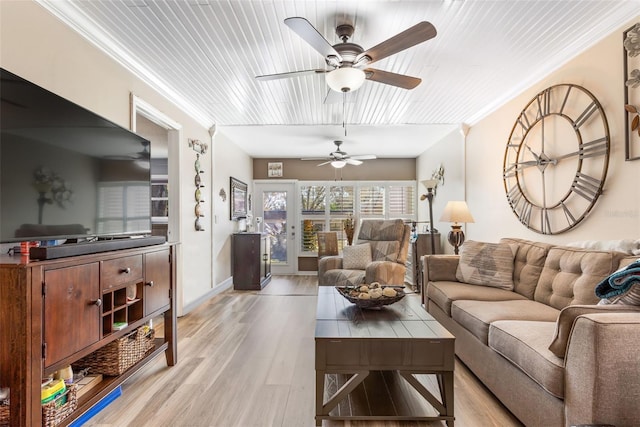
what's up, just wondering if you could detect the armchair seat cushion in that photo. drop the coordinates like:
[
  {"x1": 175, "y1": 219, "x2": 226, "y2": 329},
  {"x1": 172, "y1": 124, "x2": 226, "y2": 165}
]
[{"x1": 322, "y1": 269, "x2": 365, "y2": 287}]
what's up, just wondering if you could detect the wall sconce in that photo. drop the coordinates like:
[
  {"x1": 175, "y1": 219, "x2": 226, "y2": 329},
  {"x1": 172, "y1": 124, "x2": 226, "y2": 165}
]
[
  {"x1": 420, "y1": 179, "x2": 440, "y2": 255},
  {"x1": 439, "y1": 201, "x2": 475, "y2": 255}
]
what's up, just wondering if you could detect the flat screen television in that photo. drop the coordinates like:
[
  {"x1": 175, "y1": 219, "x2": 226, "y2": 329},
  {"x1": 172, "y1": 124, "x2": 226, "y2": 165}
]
[{"x1": 1, "y1": 68, "x2": 153, "y2": 245}]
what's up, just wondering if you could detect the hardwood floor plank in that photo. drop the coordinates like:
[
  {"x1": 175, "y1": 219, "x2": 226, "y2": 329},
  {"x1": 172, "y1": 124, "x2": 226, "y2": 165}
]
[{"x1": 84, "y1": 276, "x2": 523, "y2": 427}]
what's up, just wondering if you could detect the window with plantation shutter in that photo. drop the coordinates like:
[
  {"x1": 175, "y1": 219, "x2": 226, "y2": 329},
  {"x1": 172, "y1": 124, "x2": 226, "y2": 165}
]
[
  {"x1": 329, "y1": 186, "x2": 354, "y2": 215},
  {"x1": 388, "y1": 185, "x2": 415, "y2": 218},
  {"x1": 297, "y1": 181, "x2": 416, "y2": 256},
  {"x1": 359, "y1": 185, "x2": 385, "y2": 216},
  {"x1": 97, "y1": 182, "x2": 150, "y2": 234}
]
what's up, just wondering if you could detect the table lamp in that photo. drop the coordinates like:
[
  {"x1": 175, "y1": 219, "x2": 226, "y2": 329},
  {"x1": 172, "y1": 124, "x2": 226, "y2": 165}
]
[{"x1": 439, "y1": 201, "x2": 474, "y2": 254}]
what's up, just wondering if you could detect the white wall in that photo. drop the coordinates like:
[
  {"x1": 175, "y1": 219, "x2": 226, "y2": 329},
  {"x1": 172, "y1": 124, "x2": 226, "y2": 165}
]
[
  {"x1": 464, "y1": 16, "x2": 640, "y2": 244},
  {"x1": 416, "y1": 128, "x2": 466, "y2": 253},
  {"x1": 212, "y1": 130, "x2": 253, "y2": 287},
  {"x1": 0, "y1": 1, "x2": 252, "y2": 311}
]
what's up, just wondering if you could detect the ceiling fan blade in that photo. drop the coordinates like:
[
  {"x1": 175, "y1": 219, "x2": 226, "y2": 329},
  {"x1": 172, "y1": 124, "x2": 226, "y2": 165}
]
[
  {"x1": 345, "y1": 159, "x2": 363, "y2": 166},
  {"x1": 256, "y1": 69, "x2": 327, "y2": 81},
  {"x1": 350, "y1": 154, "x2": 377, "y2": 160},
  {"x1": 301, "y1": 157, "x2": 330, "y2": 161},
  {"x1": 316, "y1": 161, "x2": 332, "y2": 166},
  {"x1": 356, "y1": 21, "x2": 436, "y2": 66},
  {"x1": 365, "y1": 68, "x2": 421, "y2": 89},
  {"x1": 284, "y1": 17, "x2": 342, "y2": 61}
]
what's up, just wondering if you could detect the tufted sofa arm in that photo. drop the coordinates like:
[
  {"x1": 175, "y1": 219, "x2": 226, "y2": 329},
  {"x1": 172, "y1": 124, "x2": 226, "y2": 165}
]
[
  {"x1": 564, "y1": 312, "x2": 640, "y2": 426},
  {"x1": 421, "y1": 255, "x2": 460, "y2": 283}
]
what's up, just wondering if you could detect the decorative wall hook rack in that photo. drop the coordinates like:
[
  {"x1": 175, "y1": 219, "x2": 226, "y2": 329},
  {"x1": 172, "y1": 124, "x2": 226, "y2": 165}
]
[{"x1": 188, "y1": 139, "x2": 208, "y2": 155}]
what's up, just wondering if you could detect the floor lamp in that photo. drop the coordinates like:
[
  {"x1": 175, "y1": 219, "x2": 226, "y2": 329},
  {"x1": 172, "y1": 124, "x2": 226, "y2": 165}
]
[
  {"x1": 439, "y1": 201, "x2": 474, "y2": 255},
  {"x1": 420, "y1": 179, "x2": 439, "y2": 255}
]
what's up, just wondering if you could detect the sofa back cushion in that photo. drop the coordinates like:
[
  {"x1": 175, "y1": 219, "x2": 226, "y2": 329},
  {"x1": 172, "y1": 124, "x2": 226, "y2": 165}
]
[
  {"x1": 501, "y1": 238, "x2": 554, "y2": 300},
  {"x1": 455, "y1": 241, "x2": 515, "y2": 290},
  {"x1": 534, "y1": 246, "x2": 627, "y2": 309}
]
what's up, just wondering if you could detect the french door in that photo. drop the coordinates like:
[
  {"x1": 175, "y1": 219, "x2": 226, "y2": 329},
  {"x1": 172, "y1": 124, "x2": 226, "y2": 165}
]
[{"x1": 254, "y1": 181, "x2": 297, "y2": 275}]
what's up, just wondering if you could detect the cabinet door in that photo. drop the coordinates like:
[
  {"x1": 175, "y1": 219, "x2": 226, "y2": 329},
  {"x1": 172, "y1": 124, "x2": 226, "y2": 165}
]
[
  {"x1": 43, "y1": 263, "x2": 100, "y2": 367},
  {"x1": 144, "y1": 249, "x2": 171, "y2": 316}
]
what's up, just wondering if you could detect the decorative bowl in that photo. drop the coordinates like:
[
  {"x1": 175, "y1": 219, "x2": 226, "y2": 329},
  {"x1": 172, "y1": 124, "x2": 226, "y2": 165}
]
[{"x1": 335, "y1": 285, "x2": 406, "y2": 309}]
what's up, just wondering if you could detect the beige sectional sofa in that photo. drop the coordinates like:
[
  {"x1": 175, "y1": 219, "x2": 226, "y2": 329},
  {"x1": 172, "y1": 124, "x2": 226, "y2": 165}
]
[{"x1": 422, "y1": 237, "x2": 640, "y2": 427}]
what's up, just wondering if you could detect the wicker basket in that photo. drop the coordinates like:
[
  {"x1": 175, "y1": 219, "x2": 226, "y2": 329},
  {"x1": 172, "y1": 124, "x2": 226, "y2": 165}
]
[
  {"x1": 0, "y1": 401, "x2": 8, "y2": 427},
  {"x1": 336, "y1": 286, "x2": 405, "y2": 309},
  {"x1": 73, "y1": 327, "x2": 155, "y2": 376},
  {"x1": 42, "y1": 384, "x2": 77, "y2": 427}
]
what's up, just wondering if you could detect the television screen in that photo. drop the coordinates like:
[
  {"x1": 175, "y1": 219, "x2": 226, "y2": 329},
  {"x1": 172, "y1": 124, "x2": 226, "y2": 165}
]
[{"x1": 0, "y1": 68, "x2": 152, "y2": 244}]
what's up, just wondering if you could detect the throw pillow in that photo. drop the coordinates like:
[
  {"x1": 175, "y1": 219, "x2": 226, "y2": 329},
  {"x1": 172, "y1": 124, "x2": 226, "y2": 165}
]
[
  {"x1": 342, "y1": 243, "x2": 372, "y2": 270},
  {"x1": 596, "y1": 259, "x2": 640, "y2": 305},
  {"x1": 548, "y1": 304, "x2": 640, "y2": 358},
  {"x1": 455, "y1": 241, "x2": 515, "y2": 290}
]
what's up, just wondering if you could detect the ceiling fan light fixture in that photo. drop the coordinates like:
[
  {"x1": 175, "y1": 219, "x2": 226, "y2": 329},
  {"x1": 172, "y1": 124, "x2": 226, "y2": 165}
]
[
  {"x1": 326, "y1": 67, "x2": 366, "y2": 92},
  {"x1": 331, "y1": 160, "x2": 347, "y2": 168}
]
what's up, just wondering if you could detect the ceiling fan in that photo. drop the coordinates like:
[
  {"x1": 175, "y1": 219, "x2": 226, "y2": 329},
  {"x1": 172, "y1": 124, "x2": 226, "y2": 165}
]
[
  {"x1": 256, "y1": 17, "x2": 437, "y2": 92},
  {"x1": 301, "y1": 140, "x2": 376, "y2": 168}
]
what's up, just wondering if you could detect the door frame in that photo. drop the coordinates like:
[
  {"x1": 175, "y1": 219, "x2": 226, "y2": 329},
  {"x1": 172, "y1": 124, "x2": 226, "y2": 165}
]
[{"x1": 253, "y1": 180, "x2": 297, "y2": 275}]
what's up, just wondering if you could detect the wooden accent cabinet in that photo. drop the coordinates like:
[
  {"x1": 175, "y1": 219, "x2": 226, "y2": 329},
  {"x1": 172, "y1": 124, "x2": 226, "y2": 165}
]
[
  {"x1": 232, "y1": 233, "x2": 271, "y2": 290},
  {"x1": 405, "y1": 233, "x2": 442, "y2": 291},
  {"x1": 0, "y1": 243, "x2": 177, "y2": 427}
]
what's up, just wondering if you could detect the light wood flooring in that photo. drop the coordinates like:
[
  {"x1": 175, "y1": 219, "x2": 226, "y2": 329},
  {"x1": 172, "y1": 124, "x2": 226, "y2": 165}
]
[{"x1": 84, "y1": 275, "x2": 523, "y2": 427}]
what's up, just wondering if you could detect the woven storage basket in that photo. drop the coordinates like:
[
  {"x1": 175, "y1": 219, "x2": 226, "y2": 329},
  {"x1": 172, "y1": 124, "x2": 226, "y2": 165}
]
[
  {"x1": 73, "y1": 328, "x2": 154, "y2": 376},
  {"x1": 0, "y1": 401, "x2": 8, "y2": 427},
  {"x1": 42, "y1": 384, "x2": 77, "y2": 427}
]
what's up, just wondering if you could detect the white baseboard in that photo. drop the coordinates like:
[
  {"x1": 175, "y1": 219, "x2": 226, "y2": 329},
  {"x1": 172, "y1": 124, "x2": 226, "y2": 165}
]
[{"x1": 181, "y1": 277, "x2": 233, "y2": 316}]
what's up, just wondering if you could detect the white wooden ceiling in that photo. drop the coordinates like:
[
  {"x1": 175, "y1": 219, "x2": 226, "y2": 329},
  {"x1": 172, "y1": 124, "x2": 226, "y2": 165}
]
[{"x1": 38, "y1": 0, "x2": 640, "y2": 159}]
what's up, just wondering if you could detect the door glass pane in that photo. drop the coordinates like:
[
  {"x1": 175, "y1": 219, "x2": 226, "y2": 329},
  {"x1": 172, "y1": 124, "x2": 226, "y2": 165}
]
[{"x1": 263, "y1": 191, "x2": 287, "y2": 264}]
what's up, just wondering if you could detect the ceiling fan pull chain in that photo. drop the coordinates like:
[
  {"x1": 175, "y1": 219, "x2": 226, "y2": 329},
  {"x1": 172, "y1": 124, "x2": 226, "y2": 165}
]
[{"x1": 343, "y1": 91, "x2": 347, "y2": 136}]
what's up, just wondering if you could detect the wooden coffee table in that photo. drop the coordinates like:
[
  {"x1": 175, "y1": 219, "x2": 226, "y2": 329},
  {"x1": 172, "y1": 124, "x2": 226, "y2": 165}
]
[{"x1": 315, "y1": 286, "x2": 455, "y2": 426}]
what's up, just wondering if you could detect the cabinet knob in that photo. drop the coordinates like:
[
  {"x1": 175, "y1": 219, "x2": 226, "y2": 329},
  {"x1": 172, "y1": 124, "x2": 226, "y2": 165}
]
[
  {"x1": 146, "y1": 281, "x2": 154, "y2": 287},
  {"x1": 121, "y1": 267, "x2": 131, "y2": 274},
  {"x1": 93, "y1": 298, "x2": 102, "y2": 307}
]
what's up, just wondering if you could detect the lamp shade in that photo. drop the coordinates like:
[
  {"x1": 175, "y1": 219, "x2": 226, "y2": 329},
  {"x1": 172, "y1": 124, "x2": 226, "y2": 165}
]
[
  {"x1": 331, "y1": 160, "x2": 347, "y2": 168},
  {"x1": 326, "y1": 67, "x2": 366, "y2": 92},
  {"x1": 440, "y1": 201, "x2": 475, "y2": 224},
  {"x1": 421, "y1": 179, "x2": 439, "y2": 190}
]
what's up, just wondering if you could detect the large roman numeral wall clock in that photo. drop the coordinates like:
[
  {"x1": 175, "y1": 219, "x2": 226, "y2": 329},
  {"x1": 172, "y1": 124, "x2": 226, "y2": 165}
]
[{"x1": 502, "y1": 83, "x2": 610, "y2": 235}]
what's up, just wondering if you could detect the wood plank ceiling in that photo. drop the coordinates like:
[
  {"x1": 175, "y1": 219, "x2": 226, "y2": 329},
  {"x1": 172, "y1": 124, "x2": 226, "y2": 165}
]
[{"x1": 38, "y1": 0, "x2": 640, "y2": 158}]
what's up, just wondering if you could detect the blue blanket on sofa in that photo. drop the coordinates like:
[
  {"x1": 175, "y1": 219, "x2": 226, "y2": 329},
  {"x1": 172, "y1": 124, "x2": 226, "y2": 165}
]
[{"x1": 595, "y1": 260, "x2": 640, "y2": 299}]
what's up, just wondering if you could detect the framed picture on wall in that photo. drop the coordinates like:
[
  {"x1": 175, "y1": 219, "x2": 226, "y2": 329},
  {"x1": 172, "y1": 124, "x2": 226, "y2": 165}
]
[
  {"x1": 268, "y1": 162, "x2": 283, "y2": 177},
  {"x1": 230, "y1": 177, "x2": 248, "y2": 220}
]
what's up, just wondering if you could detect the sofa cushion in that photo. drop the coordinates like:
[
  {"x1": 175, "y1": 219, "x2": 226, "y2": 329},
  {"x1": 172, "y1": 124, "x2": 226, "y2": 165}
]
[
  {"x1": 534, "y1": 246, "x2": 627, "y2": 310},
  {"x1": 500, "y1": 238, "x2": 554, "y2": 300},
  {"x1": 489, "y1": 320, "x2": 564, "y2": 398},
  {"x1": 451, "y1": 299, "x2": 559, "y2": 344},
  {"x1": 342, "y1": 243, "x2": 372, "y2": 270},
  {"x1": 548, "y1": 305, "x2": 640, "y2": 358},
  {"x1": 322, "y1": 269, "x2": 365, "y2": 287},
  {"x1": 456, "y1": 241, "x2": 516, "y2": 290},
  {"x1": 427, "y1": 281, "x2": 527, "y2": 316}
]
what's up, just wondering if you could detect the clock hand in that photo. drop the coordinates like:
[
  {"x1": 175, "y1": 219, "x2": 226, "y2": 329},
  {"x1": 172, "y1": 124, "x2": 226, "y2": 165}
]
[{"x1": 525, "y1": 144, "x2": 541, "y2": 162}]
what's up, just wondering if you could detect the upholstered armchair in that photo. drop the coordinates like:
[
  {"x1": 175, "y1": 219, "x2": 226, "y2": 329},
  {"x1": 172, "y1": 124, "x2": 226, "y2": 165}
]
[{"x1": 318, "y1": 219, "x2": 411, "y2": 286}]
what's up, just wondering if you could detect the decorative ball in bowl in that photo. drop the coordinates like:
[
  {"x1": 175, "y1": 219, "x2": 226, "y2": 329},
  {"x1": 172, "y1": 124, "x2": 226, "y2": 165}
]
[{"x1": 335, "y1": 282, "x2": 406, "y2": 309}]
